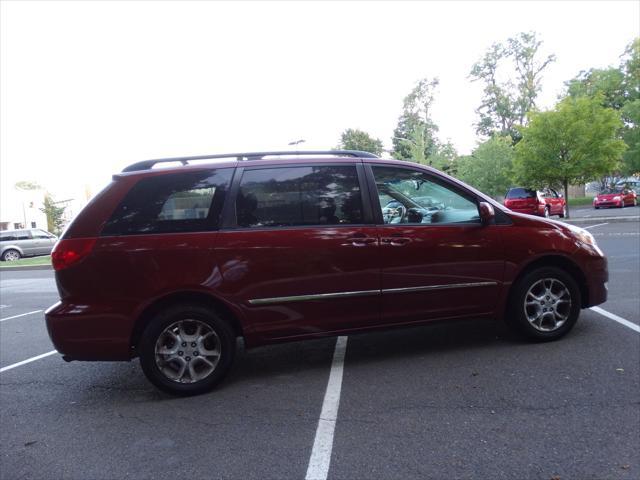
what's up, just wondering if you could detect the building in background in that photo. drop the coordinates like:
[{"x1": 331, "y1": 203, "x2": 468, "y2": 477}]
[{"x1": 0, "y1": 187, "x2": 48, "y2": 231}]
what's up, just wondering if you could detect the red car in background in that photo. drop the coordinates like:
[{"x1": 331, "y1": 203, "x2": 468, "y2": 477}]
[
  {"x1": 593, "y1": 187, "x2": 637, "y2": 208},
  {"x1": 504, "y1": 187, "x2": 567, "y2": 218}
]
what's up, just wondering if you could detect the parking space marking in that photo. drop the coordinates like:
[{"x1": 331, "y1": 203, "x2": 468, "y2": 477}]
[
  {"x1": 584, "y1": 223, "x2": 609, "y2": 229},
  {"x1": 591, "y1": 306, "x2": 640, "y2": 333},
  {"x1": 305, "y1": 336, "x2": 348, "y2": 480},
  {"x1": 0, "y1": 350, "x2": 57, "y2": 373},
  {"x1": 0, "y1": 310, "x2": 43, "y2": 323}
]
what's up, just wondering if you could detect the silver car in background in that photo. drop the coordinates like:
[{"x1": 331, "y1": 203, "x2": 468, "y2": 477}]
[{"x1": 0, "y1": 228, "x2": 57, "y2": 261}]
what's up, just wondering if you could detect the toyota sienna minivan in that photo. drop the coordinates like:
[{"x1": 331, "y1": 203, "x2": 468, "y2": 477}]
[{"x1": 45, "y1": 150, "x2": 608, "y2": 395}]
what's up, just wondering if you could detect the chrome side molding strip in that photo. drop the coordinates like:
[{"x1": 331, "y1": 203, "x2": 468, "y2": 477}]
[
  {"x1": 248, "y1": 281, "x2": 497, "y2": 306},
  {"x1": 248, "y1": 289, "x2": 380, "y2": 306},
  {"x1": 381, "y1": 281, "x2": 497, "y2": 295}
]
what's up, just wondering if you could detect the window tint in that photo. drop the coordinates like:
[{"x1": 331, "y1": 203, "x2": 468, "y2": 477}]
[
  {"x1": 506, "y1": 188, "x2": 536, "y2": 199},
  {"x1": 0, "y1": 234, "x2": 17, "y2": 242},
  {"x1": 372, "y1": 166, "x2": 479, "y2": 225},
  {"x1": 236, "y1": 166, "x2": 363, "y2": 228},
  {"x1": 102, "y1": 169, "x2": 232, "y2": 236},
  {"x1": 15, "y1": 231, "x2": 32, "y2": 240}
]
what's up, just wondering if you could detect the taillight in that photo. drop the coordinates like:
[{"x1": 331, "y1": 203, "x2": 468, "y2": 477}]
[{"x1": 51, "y1": 238, "x2": 97, "y2": 271}]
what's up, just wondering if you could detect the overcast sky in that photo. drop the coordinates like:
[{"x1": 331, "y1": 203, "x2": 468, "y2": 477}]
[{"x1": 1, "y1": 0, "x2": 639, "y2": 201}]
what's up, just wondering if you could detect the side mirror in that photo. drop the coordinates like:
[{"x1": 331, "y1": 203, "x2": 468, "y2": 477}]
[{"x1": 479, "y1": 202, "x2": 495, "y2": 226}]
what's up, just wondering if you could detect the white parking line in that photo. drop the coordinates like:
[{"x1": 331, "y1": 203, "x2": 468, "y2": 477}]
[
  {"x1": 305, "y1": 336, "x2": 348, "y2": 480},
  {"x1": 584, "y1": 223, "x2": 609, "y2": 230},
  {"x1": 0, "y1": 350, "x2": 57, "y2": 373},
  {"x1": 0, "y1": 309, "x2": 43, "y2": 322},
  {"x1": 590, "y1": 306, "x2": 640, "y2": 333}
]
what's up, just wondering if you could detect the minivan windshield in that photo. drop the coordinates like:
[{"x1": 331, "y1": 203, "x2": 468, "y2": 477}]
[{"x1": 506, "y1": 188, "x2": 536, "y2": 199}]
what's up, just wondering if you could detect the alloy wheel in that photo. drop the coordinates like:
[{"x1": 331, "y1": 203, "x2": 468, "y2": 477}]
[
  {"x1": 524, "y1": 278, "x2": 571, "y2": 332},
  {"x1": 3, "y1": 250, "x2": 20, "y2": 261},
  {"x1": 154, "y1": 319, "x2": 221, "y2": 383}
]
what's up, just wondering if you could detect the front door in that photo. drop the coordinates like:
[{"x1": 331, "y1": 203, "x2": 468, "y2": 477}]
[
  {"x1": 368, "y1": 164, "x2": 505, "y2": 325},
  {"x1": 215, "y1": 163, "x2": 380, "y2": 343}
]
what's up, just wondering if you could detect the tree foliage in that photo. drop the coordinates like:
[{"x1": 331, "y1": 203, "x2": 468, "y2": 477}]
[
  {"x1": 566, "y1": 38, "x2": 639, "y2": 175},
  {"x1": 514, "y1": 95, "x2": 627, "y2": 216},
  {"x1": 337, "y1": 128, "x2": 384, "y2": 155},
  {"x1": 14, "y1": 181, "x2": 42, "y2": 191},
  {"x1": 470, "y1": 31, "x2": 556, "y2": 142},
  {"x1": 392, "y1": 77, "x2": 440, "y2": 160},
  {"x1": 40, "y1": 194, "x2": 67, "y2": 235},
  {"x1": 456, "y1": 136, "x2": 514, "y2": 199}
]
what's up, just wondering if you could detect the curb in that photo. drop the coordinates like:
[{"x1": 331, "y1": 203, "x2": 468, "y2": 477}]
[
  {"x1": 0, "y1": 264, "x2": 53, "y2": 272},
  {"x1": 564, "y1": 216, "x2": 639, "y2": 224}
]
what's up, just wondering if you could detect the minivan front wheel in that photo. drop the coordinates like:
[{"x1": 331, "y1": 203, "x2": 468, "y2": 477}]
[
  {"x1": 507, "y1": 267, "x2": 581, "y2": 341},
  {"x1": 139, "y1": 305, "x2": 235, "y2": 395}
]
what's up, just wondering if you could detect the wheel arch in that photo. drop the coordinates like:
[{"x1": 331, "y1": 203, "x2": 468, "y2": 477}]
[
  {"x1": 130, "y1": 290, "x2": 245, "y2": 354},
  {"x1": 1, "y1": 246, "x2": 24, "y2": 259},
  {"x1": 505, "y1": 254, "x2": 590, "y2": 314}
]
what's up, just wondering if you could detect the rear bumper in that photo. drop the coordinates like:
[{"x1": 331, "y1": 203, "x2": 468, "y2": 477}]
[
  {"x1": 507, "y1": 206, "x2": 544, "y2": 216},
  {"x1": 45, "y1": 301, "x2": 134, "y2": 361}
]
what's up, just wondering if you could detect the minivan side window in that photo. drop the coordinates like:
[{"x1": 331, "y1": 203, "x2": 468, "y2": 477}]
[
  {"x1": 372, "y1": 166, "x2": 480, "y2": 225},
  {"x1": 236, "y1": 165, "x2": 364, "y2": 228},
  {"x1": 102, "y1": 169, "x2": 233, "y2": 236}
]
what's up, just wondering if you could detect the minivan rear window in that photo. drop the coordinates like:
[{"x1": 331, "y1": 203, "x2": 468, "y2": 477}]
[
  {"x1": 236, "y1": 166, "x2": 363, "y2": 228},
  {"x1": 102, "y1": 169, "x2": 232, "y2": 236},
  {"x1": 506, "y1": 188, "x2": 536, "y2": 199}
]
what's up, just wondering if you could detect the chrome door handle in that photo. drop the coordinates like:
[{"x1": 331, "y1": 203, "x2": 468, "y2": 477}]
[
  {"x1": 346, "y1": 237, "x2": 377, "y2": 246},
  {"x1": 381, "y1": 237, "x2": 411, "y2": 246}
]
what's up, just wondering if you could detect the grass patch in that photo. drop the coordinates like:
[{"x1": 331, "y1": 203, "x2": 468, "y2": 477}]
[
  {"x1": 567, "y1": 197, "x2": 595, "y2": 207},
  {"x1": 0, "y1": 255, "x2": 51, "y2": 268}
]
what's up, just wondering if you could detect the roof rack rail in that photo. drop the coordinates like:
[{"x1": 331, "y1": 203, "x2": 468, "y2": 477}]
[{"x1": 121, "y1": 150, "x2": 380, "y2": 173}]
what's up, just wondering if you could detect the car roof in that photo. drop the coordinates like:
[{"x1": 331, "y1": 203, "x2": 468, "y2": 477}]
[{"x1": 116, "y1": 154, "x2": 417, "y2": 179}]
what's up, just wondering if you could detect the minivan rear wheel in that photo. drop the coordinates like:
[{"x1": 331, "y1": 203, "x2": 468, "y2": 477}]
[
  {"x1": 139, "y1": 304, "x2": 235, "y2": 396},
  {"x1": 507, "y1": 267, "x2": 581, "y2": 341}
]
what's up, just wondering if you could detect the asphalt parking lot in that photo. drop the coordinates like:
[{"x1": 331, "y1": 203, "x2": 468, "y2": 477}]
[{"x1": 1, "y1": 220, "x2": 638, "y2": 480}]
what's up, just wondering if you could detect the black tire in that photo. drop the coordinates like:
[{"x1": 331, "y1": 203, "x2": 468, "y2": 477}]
[
  {"x1": 506, "y1": 267, "x2": 581, "y2": 342},
  {"x1": 139, "y1": 304, "x2": 236, "y2": 396},
  {"x1": 1, "y1": 249, "x2": 21, "y2": 261},
  {"x1": 559, "y1": 206, "x2": 566, "y2": 218}
]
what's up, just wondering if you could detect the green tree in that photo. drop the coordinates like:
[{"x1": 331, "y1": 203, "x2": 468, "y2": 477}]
[
  {"x1": 40, "y1": 194, "x2": 67, "y2": 235},
  {"x1": 337, "y1": 128, "x2": 384, "y2": 155},
  {"x1": 566, "y1": 38, "x2": 639, "y2": 175},
  {"x1": 470, "y1": 31, "x2": 556, "y2": 142},
  {"x1": 14, "y1": 181, "x2": 42, "y2": 191},
  {"x1": 514, "y1": 95, "x2": 627, "y2": 217},
  {"x1": 392, "y1": 77, "x2": 440, "y2": 160},
  {"x1": 457, "y1": 136, "x2": 514, "y2": 198}
]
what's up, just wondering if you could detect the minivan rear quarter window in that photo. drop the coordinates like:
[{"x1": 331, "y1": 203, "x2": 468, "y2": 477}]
[
  {"x1": 102, "y1": 169, "x2": 232, "y2": 236},
  {"x1": 236, "y1": 165, "x2": 363, "y2": 228}
]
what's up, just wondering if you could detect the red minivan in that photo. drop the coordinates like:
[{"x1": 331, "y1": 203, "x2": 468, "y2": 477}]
[{"x1": 46, "y1": 151, "x2": 608, "y2": 395}]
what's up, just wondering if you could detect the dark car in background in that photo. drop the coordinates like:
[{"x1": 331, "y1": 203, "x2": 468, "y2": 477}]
[
  {"x1": 593, "y1": 187, "x2": 637, "y2": 208},
  {"x1": 0, "y1": 228, "x2": 57, "y2": 261},
  {"x1": 503, "y1": 187, "x2": 567, "y2": 218},
  {"x1": 45, "y1": 151, "x2": 607, "y2": 395}
]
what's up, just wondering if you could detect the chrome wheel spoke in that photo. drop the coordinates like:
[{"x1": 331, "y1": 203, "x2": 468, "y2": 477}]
[
  {"x1": 524, "y1": 278, "x2": 572, "y2": 332},
  {"x1": 155, "y1": 319, "x2": 221, "y2": 384}
]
